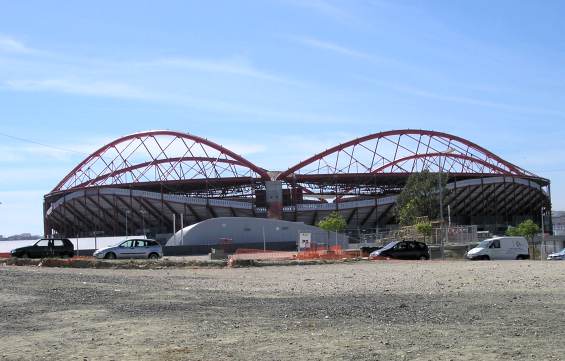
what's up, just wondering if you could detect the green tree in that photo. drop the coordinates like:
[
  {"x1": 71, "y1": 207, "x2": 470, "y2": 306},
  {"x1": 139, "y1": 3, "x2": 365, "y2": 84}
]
[
  {"x1": 506, "y1": 219, "x2": 539, "y2": 243},
  {"x1": 396, "y1": 170, "x2": 448, "y2": 226},
  {"x1": 505, "y1": 226, "x2": 520, "y2": 236},
  {"x1": 317, "y1": 211, "x2": 347, "y2": 232},
  {"x1": 398, "y1": 199, "x2": 418, "y2": 226},
  {"x1": 416, "y1": 221, "x2": 433, "y2": 241}
]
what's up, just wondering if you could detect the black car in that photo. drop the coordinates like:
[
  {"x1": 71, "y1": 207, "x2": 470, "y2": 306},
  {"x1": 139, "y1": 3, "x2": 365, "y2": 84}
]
[
  {"x1": 369, "y1": 240, "x2": 430, "y2": 260},
  {"x1": 11, "y1": 238, "x2": 75, "y2": 258}
]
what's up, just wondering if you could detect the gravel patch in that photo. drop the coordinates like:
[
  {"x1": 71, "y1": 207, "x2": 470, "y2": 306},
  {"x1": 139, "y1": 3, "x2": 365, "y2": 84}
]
[{"x1": 0, "y1": 261, "x2": 564, "y2": 360}]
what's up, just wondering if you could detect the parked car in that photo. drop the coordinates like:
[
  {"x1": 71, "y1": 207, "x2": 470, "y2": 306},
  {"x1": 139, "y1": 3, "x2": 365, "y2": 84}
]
[
  {"x1": 361, "y1": 246, "x2": 382, "y2": 256},
  {"x1": 11, "y1": 238, "x2": 74, "y2": 258},
  {"x1": 465, "y1": 236, "x2": 529, "y2": 260},
  {"x1": 547, "y1": 248, "x2": 565, "y2": 260},
  {"x1": 369, "y1": 241, "x2": 430, "y2": 260},
  {"x1": 93, "y1": 239, "x2": 163, "y2": 259}
]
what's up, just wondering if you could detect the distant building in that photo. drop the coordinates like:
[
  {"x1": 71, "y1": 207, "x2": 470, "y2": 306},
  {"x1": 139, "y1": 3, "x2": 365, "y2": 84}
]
[
  {"x1": 552, "y1": 211, "x2": 565, "y2": 236},
  {"x1": 0, "y1": 233, "x2": 41, "y2": 241}
]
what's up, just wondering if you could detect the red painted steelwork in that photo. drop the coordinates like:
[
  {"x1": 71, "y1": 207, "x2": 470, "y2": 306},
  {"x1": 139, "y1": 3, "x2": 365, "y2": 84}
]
[
  {"x1": 277, "y1": 129, "x2": 534, "y2": 180},
  {"x1": 370, "y1": 153, "x2": 511, "y2": 175},
  {"x1": 53, "y1": 130, "x2": 270, "y2": 192},
  {"x1": 72, "y1": 157, "x2": 245, "y2": 189}
]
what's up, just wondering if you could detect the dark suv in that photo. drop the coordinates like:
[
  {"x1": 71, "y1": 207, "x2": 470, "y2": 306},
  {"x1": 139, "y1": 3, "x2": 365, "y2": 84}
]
[
  {"x1": 10, "y1": 238, "x2": 75, "y2": 258},
  {"x1": 369, "y1": 240, "x2": 430, "y2": 260}
]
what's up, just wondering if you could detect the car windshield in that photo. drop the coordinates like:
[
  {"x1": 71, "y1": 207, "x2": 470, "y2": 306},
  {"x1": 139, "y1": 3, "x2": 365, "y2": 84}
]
[
  {"x1": 558, "y1": 248, "x2": 565, "y2": 255},
  {"x1": 380, "y1": 241, "x2": 398, "y2": 251},
  {"x1": 477, "y1": 240, "x2": 492, "y2": 248}
]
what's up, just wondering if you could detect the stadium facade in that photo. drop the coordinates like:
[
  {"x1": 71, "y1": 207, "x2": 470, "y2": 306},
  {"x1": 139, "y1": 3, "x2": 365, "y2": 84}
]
[{"x1": 43, "y1": 129, "x2": 552, "y2": 241}]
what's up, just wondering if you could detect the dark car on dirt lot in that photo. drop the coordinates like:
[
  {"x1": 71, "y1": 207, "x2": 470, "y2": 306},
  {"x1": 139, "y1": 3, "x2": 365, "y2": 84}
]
[
  {"x1": 10, "y1": 238, "x2": 74, "y2": 258},
  {"x1": 369, "y1": 240, "x2": 430, "y2": 260}
]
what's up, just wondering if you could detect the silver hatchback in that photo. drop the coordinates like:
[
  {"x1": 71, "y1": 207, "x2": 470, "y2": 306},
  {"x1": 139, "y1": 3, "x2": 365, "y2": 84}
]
[{"x1": 93, "y1": 239, "x2": 163, "y2": 260}]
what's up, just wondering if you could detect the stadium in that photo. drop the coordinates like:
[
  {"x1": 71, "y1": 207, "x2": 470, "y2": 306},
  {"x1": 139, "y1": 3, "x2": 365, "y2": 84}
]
[{"x1": 43, "y1": 129, "x2": 552, "y2": 245}]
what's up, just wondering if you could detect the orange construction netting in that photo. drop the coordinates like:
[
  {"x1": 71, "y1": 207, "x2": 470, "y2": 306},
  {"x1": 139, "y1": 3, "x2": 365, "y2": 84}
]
[{"x1": 296, "y1": 245, "x2": 361, "y2": 260}]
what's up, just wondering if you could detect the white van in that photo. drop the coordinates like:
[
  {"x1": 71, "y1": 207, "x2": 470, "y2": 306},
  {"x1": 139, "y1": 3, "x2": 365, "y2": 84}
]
[{"x1": 466, "y1": 236, "x2": 529, "y2": 260}]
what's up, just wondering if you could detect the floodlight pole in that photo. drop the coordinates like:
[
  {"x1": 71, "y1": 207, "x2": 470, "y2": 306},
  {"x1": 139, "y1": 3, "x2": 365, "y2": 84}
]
[
  {"x1": 180, "y1": 213, "x2": 184, "y2": 245},
  {"x1": 439, "y1": 148, "x2": 455, "y2": 260},
  {"x1": 124, "y1": 210, "x2": 130, "y2": 238},
  {"x1": 439, "y1": 172, "x2": 445, "y2": 259},
  {"x1": 93, "y1": 231, "x2": 103, "y2": 251},
  {"x1": 172, "y1": 214, "x2": 176, "y2": 245},
  {"x1": 541, "y1": 207, "x2": 545, "y2": 261},
  {"x1": 140, "y1": 209, "x2": 146, "y2": 236}
]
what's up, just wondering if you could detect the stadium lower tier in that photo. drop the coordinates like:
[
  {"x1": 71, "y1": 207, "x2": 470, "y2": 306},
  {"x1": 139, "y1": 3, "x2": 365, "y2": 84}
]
[{"x1": 44, "y1": 176, "x2": 550, "y2": 240}]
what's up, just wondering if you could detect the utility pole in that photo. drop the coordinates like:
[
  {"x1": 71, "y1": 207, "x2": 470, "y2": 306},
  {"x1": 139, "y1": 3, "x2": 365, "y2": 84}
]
[
  {"x1": 541, "y1": 207, "x2": 545, "y2": 261},
  {"x1": 172, "y1": 214, "x2": 176, "y2": 245},
  {"x1": 124, "y1": 210, "x2": 130, "y2": 238},
  {"x1": 180, "y1": 213, "x2": 184, "y2": 244},
  {"x1": 140, "y1": 209, "x2": 146, "y2": 236},
  {"x1": 439, "y1": 148, "x2": 455, "y2": 260},
  {"x1": 439, "y1": 171, "x2": 445, "y2": 259}
]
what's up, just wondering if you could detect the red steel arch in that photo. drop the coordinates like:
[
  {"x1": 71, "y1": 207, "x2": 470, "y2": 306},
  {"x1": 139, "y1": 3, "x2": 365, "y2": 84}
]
[
  {"x1": 53, "y1": 130, "x2": 270, "y2": 192},
  {"x1": 277, "y1": 129, "x2": 536, "y2": 180},
  {"x1": 370, "y1": 153, "x2": 510, "y2": 174}
]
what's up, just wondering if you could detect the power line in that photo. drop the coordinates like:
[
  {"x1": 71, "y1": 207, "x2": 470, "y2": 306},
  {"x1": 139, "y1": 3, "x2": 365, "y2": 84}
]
[{"x1": 0, "y1": 131, "x2": 91, "y2": 156}]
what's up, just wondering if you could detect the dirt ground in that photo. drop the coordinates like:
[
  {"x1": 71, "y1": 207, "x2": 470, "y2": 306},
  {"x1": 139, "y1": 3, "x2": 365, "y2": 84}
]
[{"x1": 1, "y1": 260, "x2": 564, "y2": 361}]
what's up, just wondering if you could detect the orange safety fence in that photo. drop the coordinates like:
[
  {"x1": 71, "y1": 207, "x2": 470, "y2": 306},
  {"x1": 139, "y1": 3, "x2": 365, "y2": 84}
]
[
  {"x1": 230, "y1": 248, "x2": 297, "y2": 261},
  {"x1": 228, "y1": 246, "x2": 363, "y2": 264},
  {"x1": 296, "y1": 245, "x2": 361, "y2": 260}
]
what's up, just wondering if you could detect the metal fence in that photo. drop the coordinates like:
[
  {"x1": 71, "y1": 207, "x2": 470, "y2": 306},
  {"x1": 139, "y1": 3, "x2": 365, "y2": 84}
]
[
  {"x1": 429, "y1": 225, "x2": 478, "y2": 245},
  {"x1": 350, "y1": 225, "x2": 478, "y2": 247}
]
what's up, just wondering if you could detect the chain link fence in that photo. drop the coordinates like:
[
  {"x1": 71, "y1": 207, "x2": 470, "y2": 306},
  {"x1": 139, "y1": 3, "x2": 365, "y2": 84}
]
[{"x1": 348, "y1": 225, "x2": 478, "y2": 247}]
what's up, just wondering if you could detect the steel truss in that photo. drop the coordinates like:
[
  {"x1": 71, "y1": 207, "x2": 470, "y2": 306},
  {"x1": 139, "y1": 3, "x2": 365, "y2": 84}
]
[
  {"x1": 277, "y1": 129, "x2": 543, "y2": 196},
  {"x1": 52, "y1": 130, "x2": 270, "y2": 194}
]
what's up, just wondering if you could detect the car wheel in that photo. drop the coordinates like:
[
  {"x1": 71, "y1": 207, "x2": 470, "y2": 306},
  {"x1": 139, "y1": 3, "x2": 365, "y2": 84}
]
[
  {"x1": 419, "y1": 255, "x2": 427, "y2": 261},
  {"x1": 21, "y1": 253, "x2": 29, "y2": 259},
  {"x1": 148, "y1": 253, "x2": 159, "y2": 260},
  {"x1": 481, "y1": 255, "x2": 490, "y2": 260},
  {"x1": 105, "y1": 252, "x2": 117, "y2": 260},
  {"x1": 516, "y1": 255, "x2": 525, "y2": 260},
  {"x1": 61, "y1": 255, "x2": 69, "y2": 259}
]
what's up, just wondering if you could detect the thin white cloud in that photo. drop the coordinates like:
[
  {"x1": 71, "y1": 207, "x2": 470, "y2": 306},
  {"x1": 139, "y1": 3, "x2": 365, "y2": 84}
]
[
  {"x1": 287, "y1": 35, "x2": 394, "y2": 65},
  {"x1": 0, "y1": 35, "x2": 351, "y2": 124},
  {"x1": 249, "y1": 131, "x2": 357, "y2": 170},
  {"x1": 392, "y1": 84, "x2": 565, "y2": 118},
  {"x1": 0, "y1": 135, "x2": 114, "y2": 163},
  {"x1": 0, "y1": 35, "x2": 36, "y2": 54},
  {"x1": 153, "y1": 57, "x2": 297, "y2": 85},
  {"x1": 292, "y1": 36, "x2": 371, "y2": 59},
  {"x1": 216, "y1": 141, "x2": 267, "y2": 156},
  {"x1": 285, "y1": 0, "x2": 355, "y2": 24},
  {"x1": 5, "y1": 79, "x2": 154, "y2": 100},
  {"x1": 3, "y1": 77, "x2": 350, "y2": 124}
]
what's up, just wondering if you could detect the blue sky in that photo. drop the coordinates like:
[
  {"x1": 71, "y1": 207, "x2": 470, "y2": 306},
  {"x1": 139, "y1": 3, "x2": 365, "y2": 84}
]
[{"x1": 0, "y1": 0, "x2": 564, "y2": 236}]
